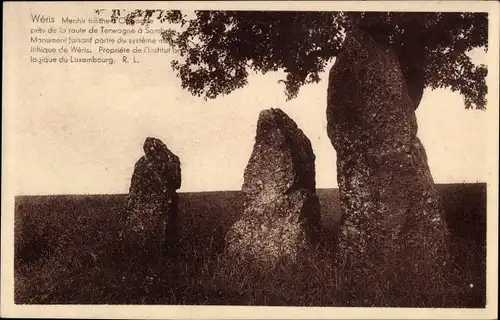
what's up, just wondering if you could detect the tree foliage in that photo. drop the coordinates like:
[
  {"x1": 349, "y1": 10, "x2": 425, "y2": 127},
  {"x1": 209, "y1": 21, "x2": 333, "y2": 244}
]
[{"x1": 97, "y1": 10, "x2": 488, "y2": 109}]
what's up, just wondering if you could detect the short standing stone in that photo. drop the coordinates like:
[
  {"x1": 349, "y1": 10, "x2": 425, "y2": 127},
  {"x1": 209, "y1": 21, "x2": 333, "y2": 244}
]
[
  {"x1": 122, "y1": 137, "x2": 181, "y2": 252},
  {"x1": 326, "y1": 28, "x2": 449, "y2": 290},
  {"x1": 225, "y1": 108, "x2": 320, "y2": 268}
]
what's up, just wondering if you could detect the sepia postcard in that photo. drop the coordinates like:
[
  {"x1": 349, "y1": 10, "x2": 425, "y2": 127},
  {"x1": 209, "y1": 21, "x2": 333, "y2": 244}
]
[{"x1": 2, "y1": 1, "x2": 499, "y2": 319}]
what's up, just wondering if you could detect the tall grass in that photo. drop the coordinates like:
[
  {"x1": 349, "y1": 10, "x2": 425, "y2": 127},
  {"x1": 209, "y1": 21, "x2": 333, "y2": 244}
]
[{"x1": 14, "y1": 185, "x2": 486, "y2": 306}]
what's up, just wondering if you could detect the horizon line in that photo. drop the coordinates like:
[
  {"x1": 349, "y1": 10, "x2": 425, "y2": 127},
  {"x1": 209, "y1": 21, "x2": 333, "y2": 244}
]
[{"x1": 12, "y1": 182, "x2": 487, "y2": 197}]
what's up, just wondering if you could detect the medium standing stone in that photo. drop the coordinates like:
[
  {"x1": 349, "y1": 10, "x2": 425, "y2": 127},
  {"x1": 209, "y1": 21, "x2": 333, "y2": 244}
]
[
  {"x1": 122, "y1": 137, "x2": 181, "y2": 252},
  {"x1": 326, "y1": 28, "x2": 449, "y2": 290},
  {"x1": 225, "y1": 108, "x2": 320, "y2": 268}
]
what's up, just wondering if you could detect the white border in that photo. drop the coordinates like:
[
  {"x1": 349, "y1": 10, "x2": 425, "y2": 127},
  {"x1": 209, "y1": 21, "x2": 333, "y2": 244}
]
[{"x1": 2, "y1": 1, "x2": 499, "y2": 319}]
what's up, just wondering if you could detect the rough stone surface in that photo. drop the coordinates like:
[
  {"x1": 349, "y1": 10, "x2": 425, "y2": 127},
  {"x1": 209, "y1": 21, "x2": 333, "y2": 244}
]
[
  {"x1": 326, "y1": 29, "x2": 450, "y2": 288},
  {"x1": 122, "y1": 137, "x2": 181, "y2": 251},
  {"x1": 225, "y1": 108, "x2": 321, "y2": 268}
]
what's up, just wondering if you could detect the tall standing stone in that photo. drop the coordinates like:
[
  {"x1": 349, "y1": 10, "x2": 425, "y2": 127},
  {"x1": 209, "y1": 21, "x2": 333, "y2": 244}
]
[
  {"x1": 326, "y1": 29, "x2": 449, "y2": 290},
  {"x1": 225, "y1": 108, "x2": 320, "y2": 268},
  {"x1": 122, "y1": 137, "x2": 181, "y2": 252}
]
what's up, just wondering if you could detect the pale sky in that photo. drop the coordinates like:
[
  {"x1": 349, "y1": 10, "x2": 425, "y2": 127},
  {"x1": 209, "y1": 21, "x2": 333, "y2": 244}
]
[{"x1": 5, "y1": 5, "x2": 495, "y2": 195}]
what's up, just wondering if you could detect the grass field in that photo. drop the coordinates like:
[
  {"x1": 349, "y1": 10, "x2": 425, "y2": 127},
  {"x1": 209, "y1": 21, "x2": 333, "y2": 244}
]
[{"x1": 14, "y1": 184, "x2": 486, "y2": 307}]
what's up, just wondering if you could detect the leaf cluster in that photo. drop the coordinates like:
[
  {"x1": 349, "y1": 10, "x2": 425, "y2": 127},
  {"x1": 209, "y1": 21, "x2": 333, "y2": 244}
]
[{"x1": 97, "y1": 9, "x2": 488, "y2": 109}]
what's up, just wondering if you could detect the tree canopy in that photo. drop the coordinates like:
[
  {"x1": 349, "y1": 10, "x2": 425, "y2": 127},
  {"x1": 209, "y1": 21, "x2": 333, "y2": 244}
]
[{"x1": 98, "y1": 10, "x2": 488, "y2": 109}]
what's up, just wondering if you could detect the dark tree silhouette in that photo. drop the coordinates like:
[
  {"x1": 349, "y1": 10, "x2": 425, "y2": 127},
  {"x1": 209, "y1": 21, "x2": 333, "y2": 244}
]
[{"x1": 98, "y1": 10, "x2": 487, "y2": 109}]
